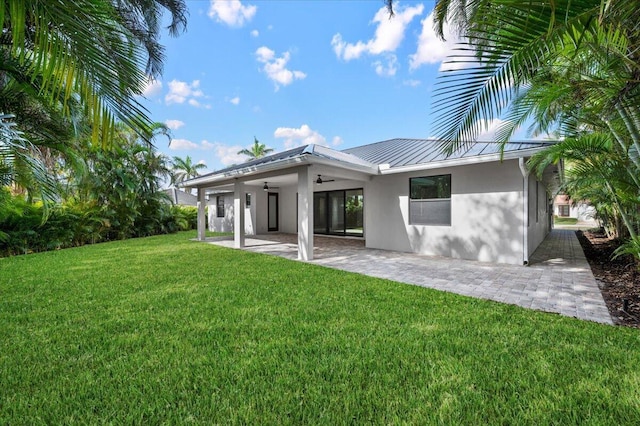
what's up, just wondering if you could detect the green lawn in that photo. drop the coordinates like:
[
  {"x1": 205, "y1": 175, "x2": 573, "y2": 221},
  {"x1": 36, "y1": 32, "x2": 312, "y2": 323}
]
[
  {"x1": 1, "y1": 232, "x2": 639, "y2": 424},
  {"x1": 554, "y1": 216, "x2": 579, "y2": 225}
]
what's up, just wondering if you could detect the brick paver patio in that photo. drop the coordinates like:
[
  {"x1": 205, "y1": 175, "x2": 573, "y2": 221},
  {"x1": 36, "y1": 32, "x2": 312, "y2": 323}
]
[{"x1": 205, "y1": 230, "x2": 612, "y2": 324}]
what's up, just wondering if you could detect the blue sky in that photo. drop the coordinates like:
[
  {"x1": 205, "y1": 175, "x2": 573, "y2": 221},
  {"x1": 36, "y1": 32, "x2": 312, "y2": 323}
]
[{"x1": 141, "y1": 0, "x2": 487, "y2": 172}]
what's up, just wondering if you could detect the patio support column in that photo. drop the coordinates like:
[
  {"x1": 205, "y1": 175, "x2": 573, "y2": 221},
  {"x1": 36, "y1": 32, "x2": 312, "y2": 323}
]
[
  {"x1": 197, "y1": 187, "x2": 206, "y2": 241},
  {"x1": 297, "y1": 166, "x2": 314, "y2": 260},
  {"x1": 234, "y1": 180, "x2": 245, "y2": 248}
]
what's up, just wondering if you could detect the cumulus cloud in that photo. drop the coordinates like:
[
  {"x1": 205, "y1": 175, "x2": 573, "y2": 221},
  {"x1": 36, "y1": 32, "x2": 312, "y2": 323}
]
[
  {"x1": 164, "y1": 119, "x2": 185, "y2": 130},
  {"x1": 256, "y1": 46, "x2": 306, "y2": 90},
  {"x1": 332, "y1": 4, "x2": 423, "y2": 61},
  {"x1": 169, "y1": 138, "x2": 199, "y2": 150},
  {"x1": 229, "y1": 96, "x2": 240, "y2": 105},
  {"x1": 250, "y1": 29, "x2": 259, "y2": 37},
  {"x1": 273, "y1": 124, "x2": 340, "y2": 149},
  {"x1": 214, "y1": 143, "x2": 247, "y2": 166},
  {"x1": 373, "y1": 54, "x2": 398, "y2": 77},
  {"x1": 165, "y1": 79, "x2": 206, "y2": 106},
  {"x1": 474, "y1": 118, "x2": 522, "y2": 141},
  {"x1": 169, "y1": 138, "x2": 220, "y2": 151},
  {"x1": 208, "y1": 0, "x2": 256, "y2": 27},
  {"x1": 409, "y1": 10, "x2": 465, "y2": 71},
  {"x1": 142, "y1": 78, "x2": 163, "y2": 97}
]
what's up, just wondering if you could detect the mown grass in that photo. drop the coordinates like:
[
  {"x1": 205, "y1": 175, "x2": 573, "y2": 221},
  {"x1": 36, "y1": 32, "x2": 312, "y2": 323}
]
[
  {"x1": 554, "y1": 216, "x2": 579, "y2": 225},
  {"x1": 1, "y1": 232, "x2": 639, "y2": 424}
]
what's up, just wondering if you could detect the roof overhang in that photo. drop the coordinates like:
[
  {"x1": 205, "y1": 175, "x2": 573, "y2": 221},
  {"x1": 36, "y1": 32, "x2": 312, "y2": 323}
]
[
  {"x1": 182, "y1": 152, "x2": 379, "y2": 189},
  {"x1": 378, "y1": 148, "x2": 549, "y2": 175}
]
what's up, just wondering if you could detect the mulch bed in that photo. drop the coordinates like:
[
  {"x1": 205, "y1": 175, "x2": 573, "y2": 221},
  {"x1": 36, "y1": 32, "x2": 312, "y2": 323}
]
[{"x1": 576, "y1": 230, "x2": 640, "y2": 328}]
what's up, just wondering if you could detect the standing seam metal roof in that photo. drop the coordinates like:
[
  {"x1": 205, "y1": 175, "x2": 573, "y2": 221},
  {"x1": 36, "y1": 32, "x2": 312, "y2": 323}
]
[{"x1": 342, "y1": 138, "x2": 554, "y2": 167}]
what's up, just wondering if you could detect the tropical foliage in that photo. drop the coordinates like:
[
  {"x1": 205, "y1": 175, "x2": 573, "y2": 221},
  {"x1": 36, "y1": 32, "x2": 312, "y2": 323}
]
[
  {"x1": 237, "y1": 137, "x2": 274, "y2": 160},
  {"x1": 430, "y1": 0, "x2": 640, "y2": 259},
  {"x1": 0, "y1": 0, "x2": 192, "y2": 256}
]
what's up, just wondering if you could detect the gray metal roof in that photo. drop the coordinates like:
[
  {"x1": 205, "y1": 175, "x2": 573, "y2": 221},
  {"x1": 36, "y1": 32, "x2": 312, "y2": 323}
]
[
  {"x1": 183, "y1": 138, "x2": 555, "y2": 186},
  {"x1": 183, "y1": 144, "x2": 376, "y2": 185},
  {"x1": 342, "y1": 138, "x2": 554, "y2": 168}
]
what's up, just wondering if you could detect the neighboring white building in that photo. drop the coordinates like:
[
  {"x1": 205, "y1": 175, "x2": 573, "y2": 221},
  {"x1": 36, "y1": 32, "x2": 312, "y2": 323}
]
[
  {"x1": 184, "y1": 139, "x2": 558, "y2": 265},
  {"x1": 164, "y1": 188, "x2": 198, "y2": 206},
  {"x1": 554, "y1": 195, "x2": 596, "y2": 221}
]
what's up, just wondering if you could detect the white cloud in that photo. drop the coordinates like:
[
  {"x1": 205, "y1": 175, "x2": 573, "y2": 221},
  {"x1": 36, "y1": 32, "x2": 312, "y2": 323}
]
[
  {"x1": 274, "y1": 124, "x2": 330, "y2": 149},
  {"x1": 165, "y1": 79, "x2": 206, "y2": 106},
  {"x1": 164, "y1": 119, "x2": 185, "y2": 130},
  {"x1": 475, "y1": 118, "x2": 519, "y2": 141},
  {"x1": 169, "y1": 138, "x2": 199, "y2": 150},
  {"x1": 208, "y1": 0, "x2": 256, "y2": 27},
  {"x1": 255, "y1": 46, "x2": 306, "y2": 90},
  {"x1": 229, "y1": 96, "x2": 240, "y2": 105},
  {"x1": 332, "y1": 4, "x2": 423, "y2": 61},
  {"x1": 250, "y1": 29, "x2": 259, "y2": 37},
  {"x1": 331, "y1": 136, "x2": 343, "y2": 147},
  {"x1": 373, "y1": 54, "x2": 398, "y2": 77},
  {"x1": 142, "y1": 79, "x2": 163, "y2": 97},
  {"x1": 409, "y1": 10, "x2": 465, "y2": 71},
  {"x1": 197, "y1": 159, "x2": 207, "y2": 166},
  {"x1": 169, "y1": 138, "x2": 219, "y2": 151},
  {"x1": 403, "y1": 79, "x2": 421, "y2": 87},
  {"x1": 214, "y1": 143, "x2": 247, "y2": 166}
]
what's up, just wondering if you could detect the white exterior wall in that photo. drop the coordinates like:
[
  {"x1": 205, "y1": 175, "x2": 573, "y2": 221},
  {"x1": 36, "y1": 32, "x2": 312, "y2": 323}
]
[
  {"x1": 554, "y1": 202, "x2": 596, "y2": 221},
  {"x1": 208, "y1": 192, "x2": 256, "y2": 235},
  {"x1": 365, "y1": 160, "x2": 526, "y2": 265},
  {"x1": 527, "y1": 175, "x2": 551, "y2": 255}
]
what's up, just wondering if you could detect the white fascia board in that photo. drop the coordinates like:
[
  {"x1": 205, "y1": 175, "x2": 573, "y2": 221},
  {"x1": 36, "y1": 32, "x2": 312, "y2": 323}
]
[
  {"x1": 379, "y1": 148, "x2": 546, "y2": 175},
  {"x1": 183, "y1": 156, "x2": 311, "y2": 187},
  {"x1": 184, "y1": 154, "x2": 378, "y2": 188}
]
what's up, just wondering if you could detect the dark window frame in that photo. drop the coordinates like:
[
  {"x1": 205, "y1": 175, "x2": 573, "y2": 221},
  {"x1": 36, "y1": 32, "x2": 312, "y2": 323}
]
[
  {"x1": 216, "y1": 196, "x2": 225, "y2": 218},
  {"x1": 409, "y1": 174, "x2": 452, "y2": 226}
]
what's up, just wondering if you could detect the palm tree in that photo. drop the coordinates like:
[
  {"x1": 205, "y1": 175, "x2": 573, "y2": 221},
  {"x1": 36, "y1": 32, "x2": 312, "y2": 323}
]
[
  {"x1": 237, "y1": 137, "x2": 274, "y2": 160},
  {"x1": 430, "y1": 0, "x2": 640, "y2": 150},
  {"x1": 1, "y1": 1, "x2": 187, "y2": 143},
  {"x1": 171, "y1": 156, "x2": 207, "y2": 187}
]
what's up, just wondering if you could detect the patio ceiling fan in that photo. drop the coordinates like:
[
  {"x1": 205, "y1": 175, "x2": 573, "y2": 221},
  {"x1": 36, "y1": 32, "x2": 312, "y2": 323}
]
[
  {"x1": 263, "y1": 182, "x2": 280, "y2": 191},
  {"x1": 316, "y1": 174, "x2": 335, "y2": 184}
]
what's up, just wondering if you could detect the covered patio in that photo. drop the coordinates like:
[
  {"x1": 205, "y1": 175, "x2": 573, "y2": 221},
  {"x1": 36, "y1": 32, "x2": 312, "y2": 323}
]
[
  {"x1": 201, "y1": 230, "x2": 612, "y2": 324},
  {"x1": 185, "y1": 145, "x2": 377, "y2": 261}
]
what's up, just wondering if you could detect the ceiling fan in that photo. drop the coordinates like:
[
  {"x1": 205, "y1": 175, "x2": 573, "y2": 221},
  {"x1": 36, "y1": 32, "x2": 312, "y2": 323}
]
[
  {"x1": 316, "y1": 174, "x2": 335, "y2": 184},
  {"x1": 263, "y1": 182, "x2": 280, "y2": 191}
]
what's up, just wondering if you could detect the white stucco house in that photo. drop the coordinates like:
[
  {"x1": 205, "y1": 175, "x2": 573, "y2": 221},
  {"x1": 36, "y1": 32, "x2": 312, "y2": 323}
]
[
  {"x1": 554, "y1": 194, "x2": 596, "y2": 222},
  {"x1": 183, "y1": 138, "x2": 559, "y2": 265}
]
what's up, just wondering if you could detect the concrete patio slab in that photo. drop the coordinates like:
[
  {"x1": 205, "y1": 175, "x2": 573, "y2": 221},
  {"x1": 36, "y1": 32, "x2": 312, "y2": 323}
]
[{"x1": 203, "y1": 230, "x2": 612, "y2": 325}]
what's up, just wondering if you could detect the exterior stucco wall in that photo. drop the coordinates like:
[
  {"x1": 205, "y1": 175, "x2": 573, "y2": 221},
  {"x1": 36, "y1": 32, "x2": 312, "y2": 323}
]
[
  {"x1": 208, "y1": 192, "x2": 256, "y2": 235},
  {"x1": 365, "y1": 160, "x2": 526, "y2": 264},
  {"x1": 527, "y1": 174, "x2": 551, "y2": 255}
]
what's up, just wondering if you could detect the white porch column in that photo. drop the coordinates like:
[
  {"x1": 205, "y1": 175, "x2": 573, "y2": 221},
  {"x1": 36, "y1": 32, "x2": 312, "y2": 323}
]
[
  {"x1": 197, "y1": 187, "x2": 206, "y2": 241},
  {"x1": 234, "y1": 180, "x2": 245, "y2": 248},
  {"x1": 297, "y1": 166, "x2": 314, "y2": 260}
]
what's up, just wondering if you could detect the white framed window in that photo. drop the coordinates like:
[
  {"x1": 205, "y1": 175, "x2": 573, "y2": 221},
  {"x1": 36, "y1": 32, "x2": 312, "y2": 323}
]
[{"x1": 409, "y1": 175, "x2": 451, "y2": 226}]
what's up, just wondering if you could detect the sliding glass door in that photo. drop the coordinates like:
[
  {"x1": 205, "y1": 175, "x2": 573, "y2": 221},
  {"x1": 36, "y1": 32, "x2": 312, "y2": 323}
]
[{"x1": 313, "y1": 188, "x2": 363, "y2": 236}]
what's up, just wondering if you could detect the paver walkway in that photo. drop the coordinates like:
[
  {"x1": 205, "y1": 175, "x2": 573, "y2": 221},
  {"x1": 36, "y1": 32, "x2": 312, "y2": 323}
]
[{"x1": 205, "y1": 230, "x2": 612, "y2": 324}]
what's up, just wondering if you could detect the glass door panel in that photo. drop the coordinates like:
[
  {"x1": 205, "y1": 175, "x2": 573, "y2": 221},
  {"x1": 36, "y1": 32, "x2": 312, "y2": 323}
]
[
  {"x1": 314, "y1": 192, "x2": 327, "y2": 233},
  {"x1": 345, "y1": 190, "x2": 364, "y2": 235},
  {"x1": 268, "y1": 193, "x2": 278, "y2": 231},
  {"x1": 328, "y1": 191, "x2": 345, "y2": 234}
]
